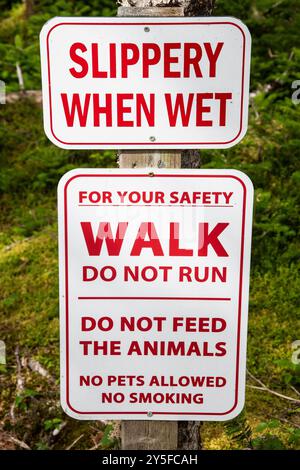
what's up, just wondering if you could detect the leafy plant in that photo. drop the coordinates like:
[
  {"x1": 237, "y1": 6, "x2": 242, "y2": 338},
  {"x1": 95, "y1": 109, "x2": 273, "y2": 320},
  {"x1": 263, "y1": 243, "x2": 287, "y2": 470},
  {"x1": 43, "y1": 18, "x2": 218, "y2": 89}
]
[
  {"x1": 100, "y1": 424, "x2": 116, "y2": 449},
  {"x1": 252, "y1": 434, "x2": 286, "y2": 450},
  {"x1": 100, "y1": 423, "x2": 120, "y2": 449},
  {"x1": 44, "y1": 417, "x2": 62, "y2": 432},
  {"x1": 224, "y1": 412, "x2": 253, "y2": 449}
]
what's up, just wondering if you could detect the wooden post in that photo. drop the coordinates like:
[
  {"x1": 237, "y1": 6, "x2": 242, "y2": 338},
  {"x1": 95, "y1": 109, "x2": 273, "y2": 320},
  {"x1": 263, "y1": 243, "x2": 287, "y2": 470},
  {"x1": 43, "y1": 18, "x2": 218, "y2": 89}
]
[{"x1": 117, "y1": 0, "x2": 215, "y2": 450}]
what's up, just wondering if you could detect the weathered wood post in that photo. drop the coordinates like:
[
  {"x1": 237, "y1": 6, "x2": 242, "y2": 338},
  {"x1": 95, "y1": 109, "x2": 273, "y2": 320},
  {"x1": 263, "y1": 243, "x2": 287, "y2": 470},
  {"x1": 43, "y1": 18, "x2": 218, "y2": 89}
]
[{"x1": 117, "y1": 0, "x2": 215, "y2": 450}]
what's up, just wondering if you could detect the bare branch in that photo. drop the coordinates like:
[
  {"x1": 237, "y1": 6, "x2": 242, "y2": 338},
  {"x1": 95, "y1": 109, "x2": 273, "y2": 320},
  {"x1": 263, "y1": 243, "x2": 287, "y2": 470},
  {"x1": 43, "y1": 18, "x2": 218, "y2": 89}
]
[
  {"x1": 289, "y1": 385, "x2": 300, "y2": 397},
  {"x1": 247, "y1": 370, "x2": 300, "y2": 404},
  {"x1": 9, "y1": 436, "x2": 31, "y2": 450},
  {"x1": 267, "y1": 415, "x2": 300, "y2": 429},
  {"x1": 15, "y1": 346, "x2": 24, "y2": 394},
  {"x1": 26, "y1": 357, "x2": 55, "y2": 383},
  {"x1": 10, "y1": 346, "x2": 25, "y2": 422}
]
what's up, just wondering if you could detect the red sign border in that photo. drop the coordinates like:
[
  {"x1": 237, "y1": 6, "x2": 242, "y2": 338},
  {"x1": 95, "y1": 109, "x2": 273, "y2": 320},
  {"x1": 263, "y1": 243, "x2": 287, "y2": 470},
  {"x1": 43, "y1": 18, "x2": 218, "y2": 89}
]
[
  {"x1": 46, "y1": 20, "x2": 247, "y2": 147},
  {"x1": 62, "y1": 172, "x2": 247, "y2": 417}
]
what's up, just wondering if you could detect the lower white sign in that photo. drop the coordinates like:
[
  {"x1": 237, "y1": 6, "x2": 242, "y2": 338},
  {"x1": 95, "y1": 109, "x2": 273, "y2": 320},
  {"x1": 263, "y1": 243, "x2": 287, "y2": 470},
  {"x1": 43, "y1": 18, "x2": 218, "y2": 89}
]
[{"x1": 58, "y1": 169, "x2": 253, "y2": 420}]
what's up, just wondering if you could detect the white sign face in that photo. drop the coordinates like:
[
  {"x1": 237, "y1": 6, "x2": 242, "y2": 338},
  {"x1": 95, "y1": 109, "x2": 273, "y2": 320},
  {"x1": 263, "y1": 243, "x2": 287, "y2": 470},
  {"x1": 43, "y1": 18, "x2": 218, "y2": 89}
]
[
  {"x1": 58, "y1": 169, "x2": 253, "y2": 420},
  {"x1": 41, "y1": 17, "x2": 251, "y2": 150}
]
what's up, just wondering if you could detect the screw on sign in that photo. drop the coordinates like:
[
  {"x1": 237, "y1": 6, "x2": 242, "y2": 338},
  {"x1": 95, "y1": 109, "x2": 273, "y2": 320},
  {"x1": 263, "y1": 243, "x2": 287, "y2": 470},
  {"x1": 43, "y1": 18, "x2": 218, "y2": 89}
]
[
  {"x1": 57, "y1": 169, "x2": 253, "y2": 420},
  {"x1": 40, "y1": 17, "x2": 251, "y2": 149}
]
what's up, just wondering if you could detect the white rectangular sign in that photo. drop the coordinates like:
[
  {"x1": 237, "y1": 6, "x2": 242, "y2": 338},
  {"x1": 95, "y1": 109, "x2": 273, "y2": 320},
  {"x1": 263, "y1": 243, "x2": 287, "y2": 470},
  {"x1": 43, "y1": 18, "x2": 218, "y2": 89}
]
[
  {"x1": 58, "y1": 169, "x2": 253, "y2": 420},
  {"x1": 41, "y1": 17, "x2": 251, "y2": 150}
]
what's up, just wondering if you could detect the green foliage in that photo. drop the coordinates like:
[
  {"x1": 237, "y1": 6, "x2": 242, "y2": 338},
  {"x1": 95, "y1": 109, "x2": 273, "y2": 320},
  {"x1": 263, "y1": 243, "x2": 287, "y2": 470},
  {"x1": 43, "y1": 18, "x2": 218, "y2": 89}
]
[
  {"x1": 100, "y1": 424, "x2": 115, "y2": 448},
  {"x1": 0, "y1": 0, "x2": 116, "y2": 92},
  {"x1": 44, "y1": 417, "x2": 62, "y2": 432},
  {"x1": 252, "y1": 434, "x2": 286, "y2": 450},
  {"x1": 255, "y1": 419, "x2": 280, "y2": 432},
  {"x1": 224, "y1": 412, "x2": 253, "y2": 449},
  {"x1": 15, "y1": 388, "x2": 39, "y2": 411},
  {"x1": 0, "y1": 99, "x2": 116, "y2": 244},
  {"x1": 225, "y1": 416, "x2": 300, "y2": 450},
  {"x1": 100, "y1": 423, "x2": 119, "y2": 449},
  {"x1": 216, "y1": 0, "x2": 300, "y2": 90},
  {"x1": 288, "y1": 428, "x2": 300, "y2": 447},
  {"x1": 275, "y1": 359, "x2": 300, "y2": 387}
]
